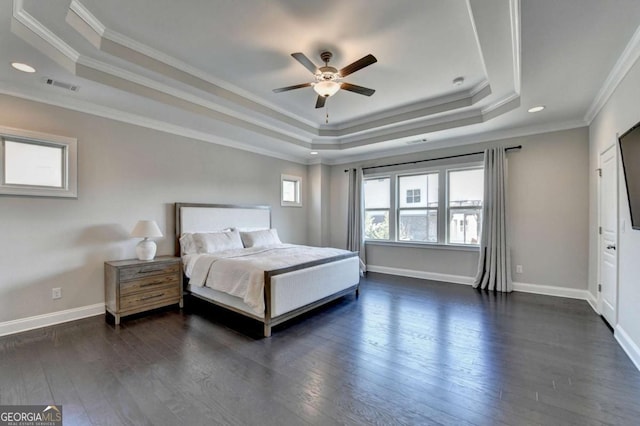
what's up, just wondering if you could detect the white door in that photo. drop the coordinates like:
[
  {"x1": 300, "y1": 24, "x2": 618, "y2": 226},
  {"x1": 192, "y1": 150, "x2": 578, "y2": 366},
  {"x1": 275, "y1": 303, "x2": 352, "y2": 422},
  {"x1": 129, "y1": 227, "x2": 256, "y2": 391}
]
[{"x1": 599, "y1": 145, "x2": 617, "y2": 327}]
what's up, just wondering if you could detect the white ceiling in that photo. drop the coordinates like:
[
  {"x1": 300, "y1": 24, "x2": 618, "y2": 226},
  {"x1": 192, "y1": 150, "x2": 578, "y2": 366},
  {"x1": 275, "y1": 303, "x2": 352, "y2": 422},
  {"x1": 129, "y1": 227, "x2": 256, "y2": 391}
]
[{"x1": 1, "y1": 0, "x2": 640, "y2": 164}]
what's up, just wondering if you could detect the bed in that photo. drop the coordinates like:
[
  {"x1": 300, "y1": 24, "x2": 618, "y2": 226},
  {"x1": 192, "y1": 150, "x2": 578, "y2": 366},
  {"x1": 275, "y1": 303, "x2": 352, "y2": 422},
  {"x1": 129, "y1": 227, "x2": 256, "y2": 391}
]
[{"x1": 175, "y1": 203, "x2": 360, "y2": 337}]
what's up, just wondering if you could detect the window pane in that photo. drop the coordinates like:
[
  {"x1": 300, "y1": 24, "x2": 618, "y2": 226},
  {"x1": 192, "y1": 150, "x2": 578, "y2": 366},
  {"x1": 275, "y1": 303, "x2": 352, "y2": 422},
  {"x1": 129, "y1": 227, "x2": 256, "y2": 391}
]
[
  {"x1": 399, "y1": 174, "x2": 438, "y2": 208},
  {"x1": 398, "y1": 209, "x2": 437, "y2": 242},
  {"x1": 364, "y1": 178, "x2": 390, "y2": 209},
  {"x1": 282, "y1": 180, "x2": 297, "y2": 202},
  {"x1": 449, "y1": 169, "x2": 483, "y2": 207},
  {"x1": 364, "y1": 210, "x2": 389, "y2": 240},
  {"x1": 449, "y1": 209, "x2": 481, "y2": 244},
  {"x1": 4, "y1": 140, "x2": 63, "y2": 187}
]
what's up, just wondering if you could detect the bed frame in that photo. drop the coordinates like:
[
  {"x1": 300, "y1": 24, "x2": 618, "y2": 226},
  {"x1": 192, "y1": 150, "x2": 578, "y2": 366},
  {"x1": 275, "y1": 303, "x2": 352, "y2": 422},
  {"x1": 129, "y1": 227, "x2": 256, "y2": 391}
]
[{"x1": 175, "y1": 203, "x2": 360, "y2": 337}]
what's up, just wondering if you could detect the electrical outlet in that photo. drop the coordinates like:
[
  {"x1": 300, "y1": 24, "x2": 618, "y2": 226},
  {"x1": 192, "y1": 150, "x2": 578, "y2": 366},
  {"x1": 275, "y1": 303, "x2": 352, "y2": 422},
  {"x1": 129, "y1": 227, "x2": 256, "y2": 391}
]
[
  {"x1": 52, "y1": 287, "x2": 62, "y2": 299},
  {"x1": 516, "y1": 265, "x2": 523, "y2": 274}
]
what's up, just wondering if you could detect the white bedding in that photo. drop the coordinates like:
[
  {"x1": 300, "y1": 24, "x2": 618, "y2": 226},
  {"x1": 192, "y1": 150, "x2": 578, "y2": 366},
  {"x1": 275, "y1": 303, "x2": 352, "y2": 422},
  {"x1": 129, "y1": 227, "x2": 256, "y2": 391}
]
[{"x1": 185, "y1": 244, "x2": 352, "y2": 315}]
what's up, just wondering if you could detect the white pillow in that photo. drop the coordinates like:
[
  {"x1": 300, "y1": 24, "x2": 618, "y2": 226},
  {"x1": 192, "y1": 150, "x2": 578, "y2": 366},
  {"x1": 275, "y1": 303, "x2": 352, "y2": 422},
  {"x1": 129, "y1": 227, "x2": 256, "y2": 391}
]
[
  {"x1": 240, "y1": 229, "x2": 282, "y2": 248},
  {"x1": 179, "y1": 233, "x2": 197, "y2": 255},
  {"x1": 193, "y1": 229, "x2": 243, "y2": 253}
]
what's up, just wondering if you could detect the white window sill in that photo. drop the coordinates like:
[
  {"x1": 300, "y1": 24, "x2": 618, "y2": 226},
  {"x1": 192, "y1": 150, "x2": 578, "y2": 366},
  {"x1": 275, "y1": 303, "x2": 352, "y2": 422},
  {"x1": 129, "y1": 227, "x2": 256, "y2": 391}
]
[{"x1": 365, "y1": 240, "x2": 480, "y2": 252}]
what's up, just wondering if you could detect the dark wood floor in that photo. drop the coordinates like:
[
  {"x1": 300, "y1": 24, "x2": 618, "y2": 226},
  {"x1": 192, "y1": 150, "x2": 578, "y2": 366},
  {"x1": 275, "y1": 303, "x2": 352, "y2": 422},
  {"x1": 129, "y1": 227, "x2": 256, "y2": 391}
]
[{"x1": 1, "y1": 273, "x2": 639, "y2": 425}]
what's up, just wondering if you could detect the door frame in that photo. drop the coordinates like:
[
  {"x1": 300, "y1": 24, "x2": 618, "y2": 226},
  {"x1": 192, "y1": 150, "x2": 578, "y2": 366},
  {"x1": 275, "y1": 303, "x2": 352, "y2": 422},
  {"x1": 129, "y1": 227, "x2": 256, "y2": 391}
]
[{"x1": 597, "y1": 142, "x2": 619, "y2": 324}]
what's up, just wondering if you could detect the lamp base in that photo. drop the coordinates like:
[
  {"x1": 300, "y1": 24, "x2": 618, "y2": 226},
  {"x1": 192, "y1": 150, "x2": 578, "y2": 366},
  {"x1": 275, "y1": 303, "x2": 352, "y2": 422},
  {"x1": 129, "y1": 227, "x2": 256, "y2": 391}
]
[{"x1": 136, "y1": 239, "x2": 157, "y2": 261}]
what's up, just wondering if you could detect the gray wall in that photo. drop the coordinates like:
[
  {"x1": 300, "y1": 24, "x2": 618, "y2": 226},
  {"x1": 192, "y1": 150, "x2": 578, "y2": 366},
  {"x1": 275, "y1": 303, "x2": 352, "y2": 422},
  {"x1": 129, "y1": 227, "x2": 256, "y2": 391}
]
[
  {"x1": 589, "y1": 55, "x2": 640, "y2": 359},
  {"x1": 329, "y1": 128, "x2": 590, "y2": 289},
  {"x1": 0, "y1": 94, "x2": 308, "y2": 323}
]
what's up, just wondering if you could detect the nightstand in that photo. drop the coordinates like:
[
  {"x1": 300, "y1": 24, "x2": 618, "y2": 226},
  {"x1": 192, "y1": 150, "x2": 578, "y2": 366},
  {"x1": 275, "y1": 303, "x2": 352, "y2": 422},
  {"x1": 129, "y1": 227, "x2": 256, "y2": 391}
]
[{"x1": 104, "y1": 256, "x2": 183, "y2": 325}]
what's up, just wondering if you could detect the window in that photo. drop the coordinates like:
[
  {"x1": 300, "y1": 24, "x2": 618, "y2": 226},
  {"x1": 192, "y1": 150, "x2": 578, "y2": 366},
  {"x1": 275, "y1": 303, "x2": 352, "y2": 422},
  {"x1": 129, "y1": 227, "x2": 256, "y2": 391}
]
[
  {"x1": 406, "y1": 189, "x2": 421, "y2": 204},
  {"x1": 363, "y1": 163, "x2": 483, "y2": 246},
  {"x1": 0, "y1": 127, "x2": 77, "y2": 198},
  {"x1": 364, "y1": 177, "x2": 390, "y2": 239},
  {"x1": 398, "y1": 174, "x2": 438, "y2": 242},
  {"x1": 448, "y1": 168, "x2": 483, "y2": 244},
  {"x1": 281, "y1": 174, "x2": 301, "y2": 207}
]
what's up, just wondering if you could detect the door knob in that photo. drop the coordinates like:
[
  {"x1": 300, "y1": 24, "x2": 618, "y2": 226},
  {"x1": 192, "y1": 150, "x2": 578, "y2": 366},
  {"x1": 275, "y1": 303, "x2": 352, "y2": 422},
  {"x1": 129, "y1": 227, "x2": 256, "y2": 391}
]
[{"x1": 606, "y1": 244, "x2": 616, "y2": 250}]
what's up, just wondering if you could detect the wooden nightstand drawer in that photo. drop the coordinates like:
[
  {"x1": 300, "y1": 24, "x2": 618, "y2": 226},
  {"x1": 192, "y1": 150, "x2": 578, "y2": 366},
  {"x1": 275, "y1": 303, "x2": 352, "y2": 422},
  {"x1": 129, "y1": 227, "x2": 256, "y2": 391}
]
[
  {"x1": 120, "y1": 273, "x2": 179, "y2": 296},
  {"x1": 120, "y1": 263, "x2": 180, "y2": 281},
  {"x1": 120, "y1": 285, "x2": 181, "y2": 312},
  {"x1": 105, "y1": 256, "x2": 183, "y2": 325}
]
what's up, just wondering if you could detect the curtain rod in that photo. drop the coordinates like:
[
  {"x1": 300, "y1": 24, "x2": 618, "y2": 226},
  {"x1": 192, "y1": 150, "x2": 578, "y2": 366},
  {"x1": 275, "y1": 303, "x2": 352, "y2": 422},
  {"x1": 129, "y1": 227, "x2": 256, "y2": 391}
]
[{"x1": 344, "y1": 145, "x2": 522, "y2": 172}]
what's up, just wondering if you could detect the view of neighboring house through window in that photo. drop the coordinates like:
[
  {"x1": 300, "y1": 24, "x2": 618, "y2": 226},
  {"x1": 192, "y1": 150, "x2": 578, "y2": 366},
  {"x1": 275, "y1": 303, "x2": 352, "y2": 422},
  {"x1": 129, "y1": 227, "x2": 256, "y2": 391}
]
[
  {"x1": 448, "y1": 168, "x2": 483, "y2": 244},
  {"x1": 398, "y1": 174, "x2": 438, "y2": 242},
  {"x1": 363, "y1": 163, "x2": 483, "y2": 246},
  {"x1": 363, "y1": 177, "x2": 390, "y2": 239}
]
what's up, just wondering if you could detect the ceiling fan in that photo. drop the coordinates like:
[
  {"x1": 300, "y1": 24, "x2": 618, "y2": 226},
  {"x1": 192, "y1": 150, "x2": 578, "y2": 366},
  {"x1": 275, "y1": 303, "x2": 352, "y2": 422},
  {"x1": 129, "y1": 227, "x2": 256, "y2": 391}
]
[{"x1": 273, "y1": 51, "x2": 377, "y2": 108}]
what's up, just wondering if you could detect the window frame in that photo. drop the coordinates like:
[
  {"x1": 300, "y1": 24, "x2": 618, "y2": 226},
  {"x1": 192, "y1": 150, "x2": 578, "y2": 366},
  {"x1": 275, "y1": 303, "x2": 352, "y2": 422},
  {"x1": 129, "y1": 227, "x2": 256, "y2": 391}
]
[
  {"x1": 281, "y1": 174, "x2": 302, "y2": 207},
  {"x1": 0, "y1": 126, "x2": 77, "y2": 199},
  {"x1": 363, "y1": 160, "x2": 483, "y2": 248},
  {"x1": 363, "y1": 176, "x2": 392, "y2": 241}
]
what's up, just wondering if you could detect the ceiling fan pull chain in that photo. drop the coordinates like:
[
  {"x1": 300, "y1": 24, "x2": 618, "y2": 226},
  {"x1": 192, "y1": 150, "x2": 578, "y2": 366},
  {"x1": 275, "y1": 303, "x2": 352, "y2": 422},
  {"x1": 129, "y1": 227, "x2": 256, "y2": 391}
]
[{"x1": 326, "y1": 104, "x2": 329, "y2": 124}]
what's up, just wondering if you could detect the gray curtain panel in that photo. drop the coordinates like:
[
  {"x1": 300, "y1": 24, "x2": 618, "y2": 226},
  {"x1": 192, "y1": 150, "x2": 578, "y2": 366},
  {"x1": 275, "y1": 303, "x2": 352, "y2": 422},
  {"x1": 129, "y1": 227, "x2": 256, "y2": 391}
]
[
  {"x1": 474, "y1": 147, "x2": 513, "y2": 292},
  {"x1": 346, "y1": 168, "x2": 366, "y2": 274}
]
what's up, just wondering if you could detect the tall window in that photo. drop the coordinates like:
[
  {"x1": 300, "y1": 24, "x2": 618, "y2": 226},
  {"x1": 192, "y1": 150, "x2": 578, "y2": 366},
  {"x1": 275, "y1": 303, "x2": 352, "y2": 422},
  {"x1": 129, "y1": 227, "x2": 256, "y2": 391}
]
[
  {"x1": 363, "y1": 163, "x2": 483, "y2": 246},
  {"x1": 364, "y1": 177, "x2": 390, "y2": 240},
  {"x1": 448, "y1": 169, "x2": 483, "y2": 244},
  {"x1": 398, "y1": 174, "x2": 438, "y2": 242}
]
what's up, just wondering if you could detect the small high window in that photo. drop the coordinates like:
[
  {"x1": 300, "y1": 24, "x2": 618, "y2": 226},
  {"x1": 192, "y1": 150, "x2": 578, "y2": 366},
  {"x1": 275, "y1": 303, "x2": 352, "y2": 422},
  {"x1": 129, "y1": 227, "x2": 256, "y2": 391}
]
[
  {"x1": 281, "y1": 174, "x2": 302, "y2": 207},
  {"x1": 0, "y1": 127, "x2": 77, "y2": 198}
]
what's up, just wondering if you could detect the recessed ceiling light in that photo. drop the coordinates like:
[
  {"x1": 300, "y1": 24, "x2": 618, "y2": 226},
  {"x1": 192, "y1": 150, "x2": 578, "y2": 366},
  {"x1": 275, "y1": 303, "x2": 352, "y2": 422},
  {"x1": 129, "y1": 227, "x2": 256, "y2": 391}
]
[
  {"x1": 528, "y1": 106, "x2": 545, "y2": 113},
  {"x1": 310, "y1": 151, "x2": 318, "y2": 155},
  {"x1": 11, "y1": 62, "x2": 36, "y2": 73},
  {"x1": 453, "y1": 77, "x2": 464, "y2": 86}
]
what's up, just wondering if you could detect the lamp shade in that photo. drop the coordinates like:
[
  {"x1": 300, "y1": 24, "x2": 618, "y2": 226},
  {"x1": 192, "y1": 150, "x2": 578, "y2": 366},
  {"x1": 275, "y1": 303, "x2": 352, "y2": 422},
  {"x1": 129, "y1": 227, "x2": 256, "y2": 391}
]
[{"x1": 130, "y1": 220, "x2": 163, "y2": 238}]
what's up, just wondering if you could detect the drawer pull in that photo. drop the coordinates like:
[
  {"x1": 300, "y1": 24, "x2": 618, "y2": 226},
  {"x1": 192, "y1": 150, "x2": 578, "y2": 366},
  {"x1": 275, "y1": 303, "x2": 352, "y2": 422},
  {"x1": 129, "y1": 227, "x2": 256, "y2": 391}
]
[
  {"x1": 140, "y1": 283, "x2": 156, "y2": 288},
  {"x1": 140, "y1": 293, "x2": 165, "y2": 301},
  {"x1": 139, "y1": 268, "x2": 165, "y2": 274}
]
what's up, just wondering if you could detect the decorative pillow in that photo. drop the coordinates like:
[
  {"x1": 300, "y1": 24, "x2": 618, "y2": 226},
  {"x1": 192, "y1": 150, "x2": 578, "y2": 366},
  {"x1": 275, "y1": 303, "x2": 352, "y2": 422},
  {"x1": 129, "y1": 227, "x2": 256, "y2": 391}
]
[
  {"x1": 240, "y1": 229, "x2": 282, "y2": 248},
  {"x1": 193, "y1": 229, "x2": 243, "y2": 253},
  {"x1": 179, "y1": 233, "x2": 197, "y2": 255}
]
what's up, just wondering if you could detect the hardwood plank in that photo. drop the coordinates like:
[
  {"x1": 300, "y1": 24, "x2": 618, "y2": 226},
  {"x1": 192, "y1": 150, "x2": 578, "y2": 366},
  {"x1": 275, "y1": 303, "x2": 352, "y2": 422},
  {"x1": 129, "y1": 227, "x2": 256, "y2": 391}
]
[{"x1": 1, "y1": 273, "x2": 640, "y2": 425}]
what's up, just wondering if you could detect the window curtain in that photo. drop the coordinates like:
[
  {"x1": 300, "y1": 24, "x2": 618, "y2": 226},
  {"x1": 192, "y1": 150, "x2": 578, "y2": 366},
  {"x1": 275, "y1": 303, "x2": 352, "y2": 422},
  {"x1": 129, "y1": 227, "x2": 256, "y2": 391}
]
[
  {"x1": 474, "y1": 147, "x2": 512, "y2": 292},
  {"x1": 347, "y1": 168, "x2": 366, "y2": 275}
]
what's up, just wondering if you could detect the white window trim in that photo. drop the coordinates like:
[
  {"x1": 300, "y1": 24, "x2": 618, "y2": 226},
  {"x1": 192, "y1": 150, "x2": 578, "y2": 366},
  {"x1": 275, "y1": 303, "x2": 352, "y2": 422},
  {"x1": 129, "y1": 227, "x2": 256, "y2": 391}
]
[
  {"x1": 281, "y1": 174, "x2": 302, "y2": 207},
  {"x1": 363, "y1": 160, "x2": 483, "y2": 248},
  {"x1": 0, "y1": 126, "x2": 77, "y2": 199}
]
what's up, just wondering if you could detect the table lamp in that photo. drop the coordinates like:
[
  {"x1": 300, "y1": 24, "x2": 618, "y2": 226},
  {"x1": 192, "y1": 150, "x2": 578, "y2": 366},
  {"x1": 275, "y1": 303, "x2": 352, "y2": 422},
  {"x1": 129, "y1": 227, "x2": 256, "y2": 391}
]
[{"x1": 131, "y1": 220, "x2": 163, "y2": 260}]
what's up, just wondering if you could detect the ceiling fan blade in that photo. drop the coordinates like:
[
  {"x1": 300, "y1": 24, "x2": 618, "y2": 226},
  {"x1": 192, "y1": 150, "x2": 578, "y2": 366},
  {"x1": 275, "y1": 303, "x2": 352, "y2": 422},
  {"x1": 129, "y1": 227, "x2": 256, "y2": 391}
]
[
  {"x1": 291, "y1": 52, "x2": 319, "y2": 74},
  {"x1": 338, "y1": 54, "x2": 377, "y2": 77},
  {"x1": 315, "y1": 95, "x2": 327, "y2": 109},
  {"x1": 340, "y1": 82, "x2": 375, "y2": 96},
  {"x1": 272, "y1": 83, "x2": 312, "y2": 93}
]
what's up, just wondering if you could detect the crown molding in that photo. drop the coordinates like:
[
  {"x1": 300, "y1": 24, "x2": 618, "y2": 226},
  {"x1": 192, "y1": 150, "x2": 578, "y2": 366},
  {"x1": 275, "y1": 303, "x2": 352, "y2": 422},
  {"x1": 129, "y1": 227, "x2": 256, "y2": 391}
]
[
  {"x1": 510, "y1": 0, "x2": 521, "y2": 94},
  {"x1": 323, "y1": 118, "x2": 587, "y2": 165},
  {"x1": 11, "y1": 0, "x2": 526, "y2": 158},
  {"x1": 584, "y1": 23, "x2": 640, "y2": 124},
  {"x1": 0, "y1": 83, "x2": 309, "y2": 165},
  {"x1": 64, "y1": 0, "x2": 519, "y2": 140}
]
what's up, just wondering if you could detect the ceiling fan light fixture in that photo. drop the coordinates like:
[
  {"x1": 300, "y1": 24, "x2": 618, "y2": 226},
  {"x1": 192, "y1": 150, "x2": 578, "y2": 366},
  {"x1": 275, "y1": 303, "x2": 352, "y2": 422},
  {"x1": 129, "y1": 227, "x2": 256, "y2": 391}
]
[{"x1": 313, "y1": 80, "x2": 340, "y2": 97}]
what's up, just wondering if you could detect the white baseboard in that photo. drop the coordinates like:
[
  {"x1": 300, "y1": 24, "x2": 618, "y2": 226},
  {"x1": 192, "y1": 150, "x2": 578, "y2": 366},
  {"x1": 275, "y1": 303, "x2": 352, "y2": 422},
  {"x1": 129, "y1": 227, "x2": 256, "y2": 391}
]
[
  {"x1": 367, "y1": 265, "x2": 475, "y2": 285},
  {"x1": 615, "y1": 325, "x2": 640, "y2": 372},
  {"x1": 585, "y1": 292, "x2": 600, "y2": 314},
  {"x1": 367, "y1": 265, "x2": 592, "y2": 300},
  {"x1": 0, "y1": 303, "x2": 105, "y2": 337},
  {"x1": 511, "y1": 282, "x2": 590, "y2": 300}
]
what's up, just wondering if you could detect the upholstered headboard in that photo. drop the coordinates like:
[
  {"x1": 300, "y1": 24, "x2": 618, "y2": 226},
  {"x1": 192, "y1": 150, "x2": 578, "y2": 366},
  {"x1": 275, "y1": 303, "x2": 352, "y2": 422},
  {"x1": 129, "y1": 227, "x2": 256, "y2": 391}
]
[{"x1": 175, "y1": 203, "x2": 271, "y2": 255}]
